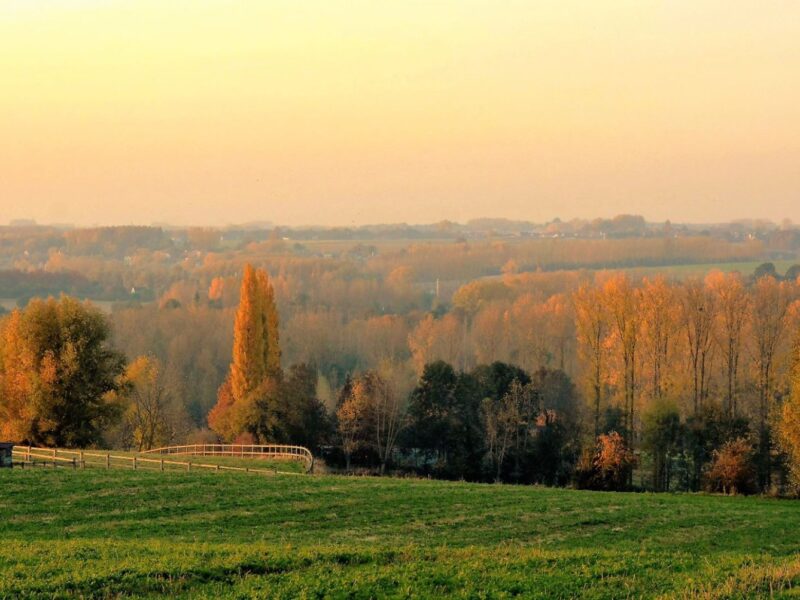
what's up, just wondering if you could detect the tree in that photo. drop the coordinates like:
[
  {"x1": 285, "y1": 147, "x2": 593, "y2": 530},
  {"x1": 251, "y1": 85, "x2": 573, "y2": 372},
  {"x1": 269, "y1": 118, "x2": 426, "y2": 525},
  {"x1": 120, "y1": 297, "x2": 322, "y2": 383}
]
[
  {"x1": 706, "y1": 438, "x2": 756, "y2": 495},
  {"x1": 405, "y1": 361, "x2": 459, "y2": 466},
  {"x1": 603, "y1": 274, "x2": 641, "y2": 445},
  {"x1": 574, "y1": 282, "x2": 608, "y2": 436},
  {"x1": 591, "y1": 432, "x2": 636, "y2": 491},
  {"x1": 0, "y1": 310, "x2": 36, "y2": 442},
  {"x1": 778, "y1": 349, "x2": 800, "y2": 493},
  {"x1": 483, "y1": 380, "x2": 532, "y2": 482},
  {"x1": 408, "y1": 314, "x2": 464, "y2": 375},
  {"x1": 684, "y1": 404, "x2": 750, "y2": 491},
  {"x1": 209, "y1": 264, "x2": 282, "y2": 441},
  {"x1": 0, "y1": 297, "x2": 125, "y2": 447},
  {"x1": 274, "y1": 364, "x2": 332, "y2": 449},
  {"x1": 641, "y1": 399, "x2": 682, "y2": 491},
  {"x1": 680, "y1": 278, "x2": 717, "y2": 414},
  {"x1": 373, "y1": 362, "x2": 412, "y2": 474},
  {"x1": 753, "y1": 262, "x2": 777, "y2": 281},
  {"x1": 708, "y1": 271, "x2": 750, "y2": 417},
  {"x1": 640, "y1": 276, "x2": 678, "y2": 402},
  {"x1": 336, "y1": 375, "x2": 375, "y2": 470},
  {"x1": 115, "y1": 356, "x2": 175, "y2": 451},
  {"x1": 750, "y1": 276, "x2": 795, "y2": 489}
]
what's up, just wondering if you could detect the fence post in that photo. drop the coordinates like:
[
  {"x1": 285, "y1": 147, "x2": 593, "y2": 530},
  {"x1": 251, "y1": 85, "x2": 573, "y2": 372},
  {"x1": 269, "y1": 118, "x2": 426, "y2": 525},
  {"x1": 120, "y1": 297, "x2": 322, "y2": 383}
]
[
  {"x1": 187, "y1": 461, "x2": 191, "y2": 472},
  {"x1": 27, "y1": 445, "x2": 31, "y2": 461},
  {"x1": 72, "y1": 458, "x2": 76, "y2": 470},
  {"x1": 106, "y1": 453, "x2": 110, "y2": 469},
  {"x1": 133, "y1": 456, "x2": 137, "y2": 471},
  {"x1": 52, "y1": 448, "x2": 56, "y2": 459},
  {"x1": 160, "y1": 459, "x2": 164, "y2": 472},
  {"x1": 79, "y1": 451, "x2": 85, "y2": 469}
]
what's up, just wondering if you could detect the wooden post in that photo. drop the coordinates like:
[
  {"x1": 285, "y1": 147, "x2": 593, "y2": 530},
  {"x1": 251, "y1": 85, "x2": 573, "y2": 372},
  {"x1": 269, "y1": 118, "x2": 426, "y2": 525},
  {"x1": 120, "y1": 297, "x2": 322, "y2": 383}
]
[
  {"x1": 72, "y1": 458, "x2": 76, "y2": 470},
  {"x1": 160, "y1": 459, "x2": 164, "y2": 472},
  {"x1": 216, "y1": 464, "x2": 220, "y2": 471},
  {"x1": 79, "y1": 451, "x2": 85, "y2": 469},
  {"x1": 27, "y1": 445, "x2": 31, "y2": 461},
  {"x1": 187, "y1": 461, "x2": 191, "y2": 472},
  {"x1": 133, "y1": 456, "x2": 137, "y2": 470},
  {"x1": 106, "y1": 453, "x2": 110, "y2": 469}
]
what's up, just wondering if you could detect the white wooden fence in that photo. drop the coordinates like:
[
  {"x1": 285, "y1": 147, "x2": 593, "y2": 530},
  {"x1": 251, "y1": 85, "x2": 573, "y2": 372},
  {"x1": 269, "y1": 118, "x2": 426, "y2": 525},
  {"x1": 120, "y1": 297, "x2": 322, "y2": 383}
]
[
  {"x1": 11, "y1": 446, "x2": 283, "y2": 476},
  {"x1": 142, "y1": 444, "x2": 314, "y2": 472}
]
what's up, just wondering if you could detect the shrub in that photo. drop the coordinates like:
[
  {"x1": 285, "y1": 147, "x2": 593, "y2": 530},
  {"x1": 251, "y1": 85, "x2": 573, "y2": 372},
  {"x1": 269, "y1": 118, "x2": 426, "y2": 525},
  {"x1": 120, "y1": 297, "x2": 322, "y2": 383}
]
[
  {"x1": 705, "y1": 438, "x2": 756, "y2": 495},
  {"x1": 575, "y1": 432, "x2": 637, "y2": 491}
]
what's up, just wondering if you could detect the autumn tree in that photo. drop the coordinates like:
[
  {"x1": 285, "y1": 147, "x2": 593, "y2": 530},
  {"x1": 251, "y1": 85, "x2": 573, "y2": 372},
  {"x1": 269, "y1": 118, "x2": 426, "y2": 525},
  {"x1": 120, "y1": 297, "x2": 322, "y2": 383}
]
[
  {"x1": 590, "y1": 431, "x2": 637, "y2": 491},
  {"x1": 573, "y1": 283, "x2": 608, "y2": 436},
  {"x1": 483, "y1": 380, "x2": 533, "y2": 482},
  {"x1": 114, "y1": 356, "x2": 176, "y2": 451},
  {"x1": 209, "y1": 264, "x2": 282, "y2": 441},
  {"x1": 778, "y1": 346, "x2": 800, "y2": 493},
  {"x1": 640, "y1": 276, "x2": 678, "y2": 402},
  {"x1": 373, "y1": 362, "x2": 412, "y2": 474},
  {"x1": 603, "y1": 274, "x2": 641, "y2": 445},
  {"x1": 336, "y1": 375, "x2": 376, "y2": 470},
  {"x1": 408, "y1": 313, "x2": 464, "y2": 375},
  {"x1": 680, "y1": 277, "x2": 717, "y2": 414},
  {"x1": 0, "y1": 297, "x2": 125, "y2": 447},
  {"x1": 706, "y1": 438, "x2": 756, "y2": 495},
  {"x1": 750, "y1": 276, "x2": 796, "y2": 489},
  {"x1": 0, "y1": 310, "x2": 35, "y2": 442},
  {"x1": 707, "y1": 271, "x2": 750, "y2": 417}
]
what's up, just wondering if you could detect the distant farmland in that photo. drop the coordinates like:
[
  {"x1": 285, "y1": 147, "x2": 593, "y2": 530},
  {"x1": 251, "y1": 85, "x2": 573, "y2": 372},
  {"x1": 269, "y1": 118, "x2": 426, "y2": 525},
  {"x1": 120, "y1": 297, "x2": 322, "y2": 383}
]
[{"x1": 1, "y1": 470, "x2": 799, "y2": 598}]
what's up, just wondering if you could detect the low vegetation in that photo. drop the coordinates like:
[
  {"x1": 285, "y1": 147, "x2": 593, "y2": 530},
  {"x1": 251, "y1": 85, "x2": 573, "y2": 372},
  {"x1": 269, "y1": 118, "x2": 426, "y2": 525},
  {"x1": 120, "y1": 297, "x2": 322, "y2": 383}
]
[{"x1": 1, "y1": 469, "x2": 799, "y2": 598}]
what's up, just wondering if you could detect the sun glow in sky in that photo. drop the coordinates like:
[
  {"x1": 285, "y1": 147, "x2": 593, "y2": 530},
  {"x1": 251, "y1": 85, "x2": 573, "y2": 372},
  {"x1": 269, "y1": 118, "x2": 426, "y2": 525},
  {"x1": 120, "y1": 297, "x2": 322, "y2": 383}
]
[{"x1": 1, "y1": 1, "x2": 799, "y2": 226}]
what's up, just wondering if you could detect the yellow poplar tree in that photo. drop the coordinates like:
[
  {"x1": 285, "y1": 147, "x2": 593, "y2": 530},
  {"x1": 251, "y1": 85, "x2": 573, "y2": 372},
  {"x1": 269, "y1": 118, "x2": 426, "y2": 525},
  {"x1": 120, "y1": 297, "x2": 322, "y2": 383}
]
[{"x1": 209, "y1": 264, "x2": 281, "y2": 440}]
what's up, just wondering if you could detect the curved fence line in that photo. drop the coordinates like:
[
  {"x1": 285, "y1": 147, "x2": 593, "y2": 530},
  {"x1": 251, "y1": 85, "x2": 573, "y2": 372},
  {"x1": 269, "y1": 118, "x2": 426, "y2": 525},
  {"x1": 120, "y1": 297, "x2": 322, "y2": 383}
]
[
  {"x1": 142, "y1": 444, "x2": 314, "y2": 473},
  {"x1": 10, "y1": 445, "x2": 303, "y2": 476}
]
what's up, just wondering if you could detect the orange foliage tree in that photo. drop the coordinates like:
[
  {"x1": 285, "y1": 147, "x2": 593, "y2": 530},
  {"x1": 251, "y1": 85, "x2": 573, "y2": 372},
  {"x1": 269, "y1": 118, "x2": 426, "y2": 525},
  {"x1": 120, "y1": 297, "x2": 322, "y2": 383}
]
[{"x1": 208, "y1": 264, "x2": 281, "y2": 441}]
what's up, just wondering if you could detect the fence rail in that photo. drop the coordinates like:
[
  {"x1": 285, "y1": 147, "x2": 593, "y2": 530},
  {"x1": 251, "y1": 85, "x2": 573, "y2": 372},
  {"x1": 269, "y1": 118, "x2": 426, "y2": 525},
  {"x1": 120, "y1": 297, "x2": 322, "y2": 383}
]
[
  {"x1": 142, "y1": 444, "x2": 314, "y2": 472},
  {"x1": 10, "y1": 446, "x2": 286, "y2": 476}
]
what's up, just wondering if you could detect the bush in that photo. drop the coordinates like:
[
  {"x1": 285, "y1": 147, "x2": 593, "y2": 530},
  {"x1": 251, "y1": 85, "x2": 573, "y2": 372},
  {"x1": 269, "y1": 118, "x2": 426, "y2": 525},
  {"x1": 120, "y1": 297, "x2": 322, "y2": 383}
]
[
  {"x1": 705, "y1": 438, "x2": 756, "y2": 495},
  {"x1": 575, "y1": 432, "x2": 637, "y2": 491}
]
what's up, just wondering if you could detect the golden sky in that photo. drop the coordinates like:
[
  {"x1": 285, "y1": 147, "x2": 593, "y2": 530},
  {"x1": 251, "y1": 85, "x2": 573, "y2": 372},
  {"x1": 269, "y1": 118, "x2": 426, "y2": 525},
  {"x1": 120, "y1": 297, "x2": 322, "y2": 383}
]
[{"x1": 1, "y1": 1, "x2": 798, "y2": 226}]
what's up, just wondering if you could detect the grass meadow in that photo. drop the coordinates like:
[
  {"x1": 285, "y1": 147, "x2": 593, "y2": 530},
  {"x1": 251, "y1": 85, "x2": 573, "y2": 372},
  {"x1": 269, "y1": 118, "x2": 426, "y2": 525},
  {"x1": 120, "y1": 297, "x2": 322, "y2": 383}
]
[{"x1": 1, "y1": 469, "x2": 799, "y2": 598}]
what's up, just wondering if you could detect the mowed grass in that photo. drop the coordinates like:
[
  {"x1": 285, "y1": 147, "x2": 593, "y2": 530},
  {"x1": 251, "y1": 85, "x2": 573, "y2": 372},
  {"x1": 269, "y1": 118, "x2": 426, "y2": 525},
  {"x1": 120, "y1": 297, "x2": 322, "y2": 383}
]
[{"x1": 1, "y1": 470, "x2": 799, "y2": 599}]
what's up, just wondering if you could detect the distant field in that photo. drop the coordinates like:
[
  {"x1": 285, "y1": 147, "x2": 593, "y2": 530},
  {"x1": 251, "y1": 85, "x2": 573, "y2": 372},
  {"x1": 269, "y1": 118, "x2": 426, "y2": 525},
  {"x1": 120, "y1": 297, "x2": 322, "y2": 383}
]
[
  {"x1": 617, "y1": 259, "x2": 799, "y2": 279},
  {"x1": 0, "y1": 298, "x2": 119, "y2": 314},
  {"x1": 1, "y1": 470, "x2": 799, "y2": 598}
]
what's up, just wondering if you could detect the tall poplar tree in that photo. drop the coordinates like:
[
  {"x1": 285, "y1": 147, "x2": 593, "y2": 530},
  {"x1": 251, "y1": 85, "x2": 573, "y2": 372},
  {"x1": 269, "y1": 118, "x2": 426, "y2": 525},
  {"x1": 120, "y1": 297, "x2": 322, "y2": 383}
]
[{"x1": 209, "y1": 264, "x2": 281, "y2": 440}]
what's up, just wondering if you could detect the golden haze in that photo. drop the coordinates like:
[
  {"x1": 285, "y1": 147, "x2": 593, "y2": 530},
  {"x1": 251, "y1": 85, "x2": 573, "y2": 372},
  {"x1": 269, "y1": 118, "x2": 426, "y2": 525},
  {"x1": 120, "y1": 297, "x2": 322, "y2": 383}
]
[{"x1": 1, "y1": 1, "x2": 798, "y2": 225}]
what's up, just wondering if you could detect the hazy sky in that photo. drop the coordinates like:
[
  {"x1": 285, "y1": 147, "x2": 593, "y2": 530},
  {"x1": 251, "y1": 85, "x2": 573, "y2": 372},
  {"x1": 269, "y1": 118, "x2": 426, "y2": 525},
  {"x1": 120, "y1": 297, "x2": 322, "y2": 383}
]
[{"x1": 1, "y1": 1, "x2": 798, "y2": 227}]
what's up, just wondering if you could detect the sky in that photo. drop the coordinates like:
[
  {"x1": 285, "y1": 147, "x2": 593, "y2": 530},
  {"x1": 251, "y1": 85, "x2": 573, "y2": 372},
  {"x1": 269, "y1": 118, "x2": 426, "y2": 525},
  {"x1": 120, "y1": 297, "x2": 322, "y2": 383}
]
[{"x1": 1, "y1": 1, "x2": 798, "y2": 227}]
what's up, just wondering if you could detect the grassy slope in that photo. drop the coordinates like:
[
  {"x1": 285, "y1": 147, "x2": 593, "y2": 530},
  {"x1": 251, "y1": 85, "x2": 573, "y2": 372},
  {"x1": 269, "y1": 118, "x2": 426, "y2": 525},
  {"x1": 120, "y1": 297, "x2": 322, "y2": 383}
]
[{"x1": 1, "y1": 470, "x2": 799, "y2": 599}]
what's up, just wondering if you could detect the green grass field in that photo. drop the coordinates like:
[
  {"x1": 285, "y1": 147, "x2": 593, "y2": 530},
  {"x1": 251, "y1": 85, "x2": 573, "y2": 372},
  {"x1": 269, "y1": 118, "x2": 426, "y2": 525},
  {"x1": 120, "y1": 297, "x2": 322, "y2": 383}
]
[
  {"x1": 1, "y1": 470, "x2": 799, "y2": 599},
  {"x1": 617, "y1": 259, "x2": 799, "y2": 280}
]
